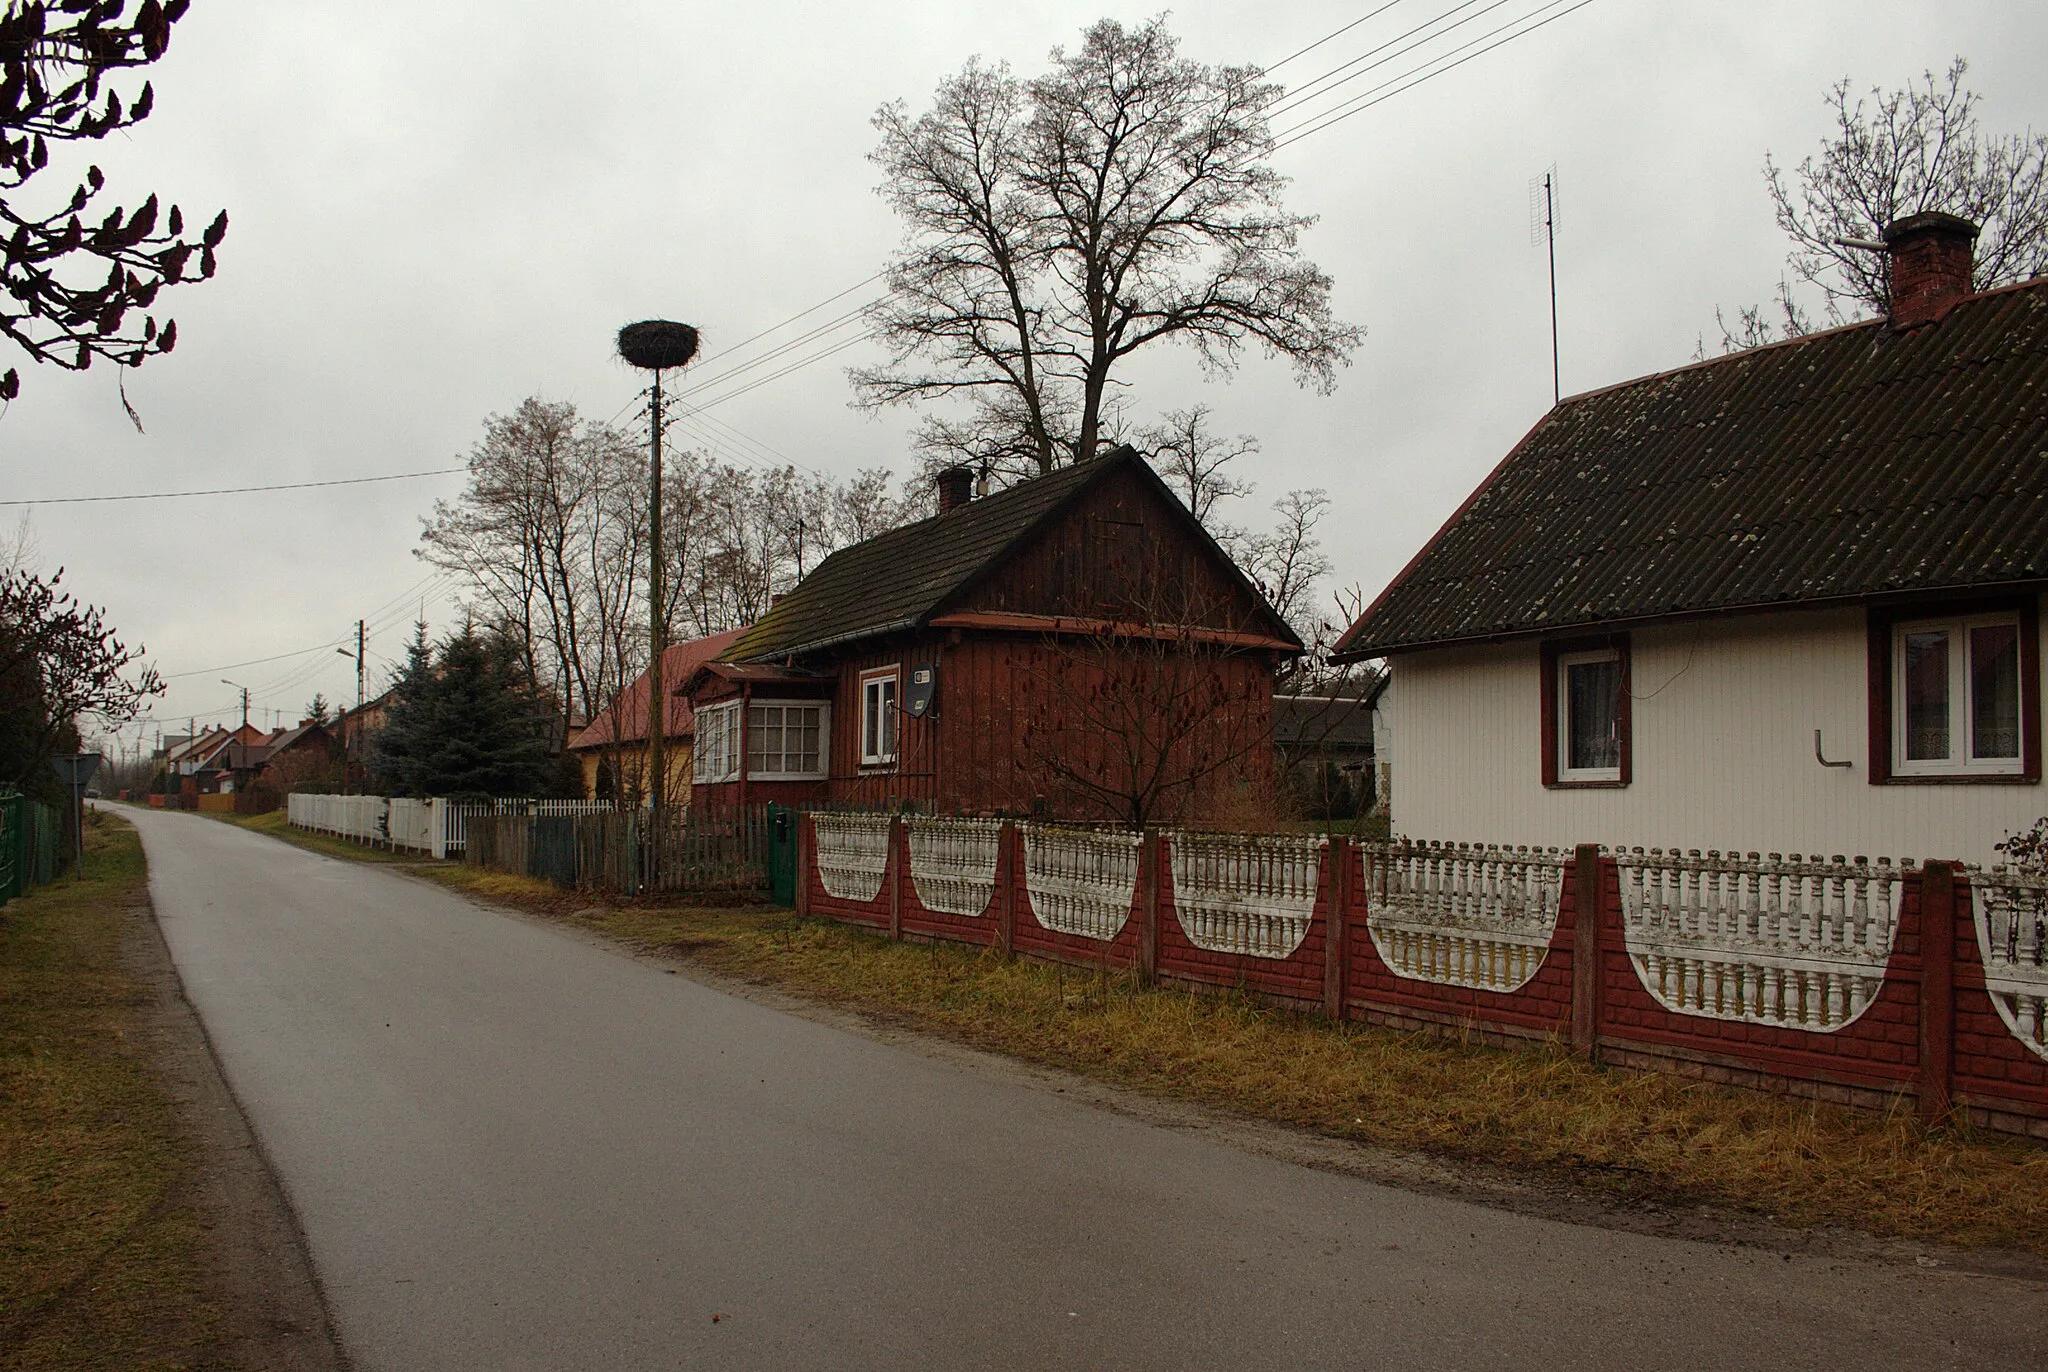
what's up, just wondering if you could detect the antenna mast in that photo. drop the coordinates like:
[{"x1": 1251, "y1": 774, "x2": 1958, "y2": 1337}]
[{"x1": 1531, "y1": 165, "x2": 1560, "y2": 405}]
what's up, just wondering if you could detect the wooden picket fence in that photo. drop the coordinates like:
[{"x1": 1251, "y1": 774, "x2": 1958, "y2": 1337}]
[{"x1": 464, "y1": 805, "x2": 771, "y2": 894}]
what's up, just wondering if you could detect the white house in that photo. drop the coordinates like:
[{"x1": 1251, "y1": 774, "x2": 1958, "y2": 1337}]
[{"x1": 1332, "y1": 213, "x2": 2045, "y2": 866}]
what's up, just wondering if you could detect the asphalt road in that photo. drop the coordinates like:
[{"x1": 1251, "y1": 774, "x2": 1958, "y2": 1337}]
[{"x1": 130, "y1": 806, "x2": 2047, "y2": 1371}]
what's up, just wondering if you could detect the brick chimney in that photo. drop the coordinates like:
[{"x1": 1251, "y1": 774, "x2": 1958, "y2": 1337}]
[
  {"x1": 1884, "y1": 212, "x2": 1979, "y2": 328},
  {"x1": 935, "y1": 464, "x2": 974, "y2": 513}
]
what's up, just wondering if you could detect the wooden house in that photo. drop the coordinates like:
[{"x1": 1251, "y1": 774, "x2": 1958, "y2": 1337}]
[
  {"x1": 682, "y1": 447, "x2": 1301, "y2": 822},
  {"x1": 567, "y1": 628, "x2": 745, "y2": 802},
  {"x1": 1332, "y1": 214, "x2": 2047, "y2": 865}
]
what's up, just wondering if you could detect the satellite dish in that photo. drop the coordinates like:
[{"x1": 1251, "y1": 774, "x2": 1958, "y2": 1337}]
[{"x1": 905, "y1": 663, "x2": 937, "y2": 718}]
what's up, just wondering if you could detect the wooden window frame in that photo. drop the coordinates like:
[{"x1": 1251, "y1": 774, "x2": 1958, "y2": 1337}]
[
  {"x1": 691, "y1": 700, "x2": 741, "y2": 785},
  {"x1": 746, "y1": 699, "x2": 830, "y2": 782},
  {"x1": 859, "y1": 666, "x2": 901, "y2": 769},
  {"x1": 1541, "y1": 634, "x2": 1632, "y2": 789},
  {"x1": 1867, "y1": 598, "x2": 2041, "y2": 785}
]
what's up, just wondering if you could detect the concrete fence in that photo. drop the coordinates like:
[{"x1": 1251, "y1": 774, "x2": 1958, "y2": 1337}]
[
  {"x1": 287, "y1": 793, "x2": 617, "y2": 858},
  {"x1": 795, "y1": 816, "x2": 2048, "y2": 1140}
]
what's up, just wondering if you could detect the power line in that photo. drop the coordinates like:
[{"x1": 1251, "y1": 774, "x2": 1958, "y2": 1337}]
[
  {"x1": 1272, "y1": 0, "x2": 1595, "y2": 149},
  {"x1": 1263, "y1": 1, "x2": 1413, "y2": 74},
  {"x1": 1266, "y1": 0, "x2": 1497, "y2": 120},
  {"x1": 162, "y1": 639, "x2": 350, "y2": 679},
  {"x1": 0, "y1": 466, "x2": 464, "y2": 507}
]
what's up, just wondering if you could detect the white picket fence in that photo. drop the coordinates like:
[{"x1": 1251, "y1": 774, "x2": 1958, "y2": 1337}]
[{"x1": 287, "y1": 793, "x2": 617, "y2": 857}]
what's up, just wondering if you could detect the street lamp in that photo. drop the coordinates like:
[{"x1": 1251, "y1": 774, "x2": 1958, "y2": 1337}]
[
  {"x1": 616, "y1": 319, "x2": 700, "y2": 816},
  {"x1": 220, "y1": 678, "x2": 249, "y2": 731},
  {"x1": 336, "y1": 638, "x2": 364, "y2": 794}
]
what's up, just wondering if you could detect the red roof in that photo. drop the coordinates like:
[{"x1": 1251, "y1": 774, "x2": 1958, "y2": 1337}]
[{"x1": 567, "y1": 629, "x2": 747, "y2": 751}]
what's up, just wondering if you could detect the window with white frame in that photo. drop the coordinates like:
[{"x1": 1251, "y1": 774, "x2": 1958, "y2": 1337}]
[
  {"x1": 1892, "y1": 614, "x2": 2023, "y2": 775},
  {"x1": 1557, "y1": 647, "x2": 1624, "y2": 782},
  {"x1": 692, "y1": 701, "x2": 740, "y2": 784},
  {"x1": 860, "y1": 667, "x2": 899, "y2": 766},
  {"x1": 747, "y1": 701, "x2": 828, "y2": 779}
]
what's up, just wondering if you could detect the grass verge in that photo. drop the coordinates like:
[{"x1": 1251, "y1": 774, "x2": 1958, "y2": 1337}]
[
  {"x1": 204, "y1": 806, "x2": 423, "y2": 865},
  {"x1": 397, "y1": 862, "x2": 2048, "y2": 1256},
  {"x1": 0, "y1": 813, "x2": 220, "y2": 1370}
]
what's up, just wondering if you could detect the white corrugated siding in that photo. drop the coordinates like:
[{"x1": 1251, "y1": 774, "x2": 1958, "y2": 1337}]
[{"x1": 1391, "y1": 599, "x2": 2047, "y2": 866}]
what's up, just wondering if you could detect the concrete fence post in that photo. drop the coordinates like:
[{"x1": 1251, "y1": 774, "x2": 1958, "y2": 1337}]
[
  {"x1": 1137, "y1": 830, "x2": 1161, "y2": 988},
  {"x1": 1570, "y1": 843, "x2": 1606, "y2": 1061},
  {"x1": 793, "y1": 812, "x2": 812, "y2": 920},
  {"x1": 887, "y1": 815, "x2": 904, "y2": 941},
  {"x1": 996, "y1": 822, "x2": 1017, "y2": 960},
  {"x1": 1917, "y1": 860, "x2": 1958, "y2": 1125},
  {"x1": 1323, "y1": 837, "x2": 1352, "y2": 1022}
]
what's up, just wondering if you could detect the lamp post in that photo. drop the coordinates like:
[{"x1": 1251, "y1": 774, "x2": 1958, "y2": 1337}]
[
  {"x1": 616, "y1": 320, "x2": 700, "y2": 816},
  {"x1": 221, "y1": 678, "x2": 249, "y2": 731}
]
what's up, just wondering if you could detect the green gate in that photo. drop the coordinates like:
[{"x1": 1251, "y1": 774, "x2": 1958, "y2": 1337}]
[{"x1": 767, "y1": 804, "x2": 796, "y2": 906}]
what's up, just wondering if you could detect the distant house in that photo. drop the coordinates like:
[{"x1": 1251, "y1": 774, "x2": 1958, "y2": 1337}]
[
  {"x1": 682, "y1": 447, "x2": 1301, "y2": 821},
  {"x1": 1273, "y1": 670, "x2": 1389, "y2": 817},
  {"x1": 164, "y1": 723, "x2": 269, "y2": 795},
  {"x1": 335, "y1": 688, "x2": 396, "y2": 791},
  {"x1": 567, "y1": 628, "x2": 746, "y2": 803},
  {"x1": 1332, "y1": 214, "x2": 2046, "y2": 864}
]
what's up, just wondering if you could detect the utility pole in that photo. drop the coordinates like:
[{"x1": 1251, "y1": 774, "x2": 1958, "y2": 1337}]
[
  {"x1": 616, "y1": 319, "x2": 700, "y2": 820},
  {"x1": 647, "y1": 366, "x2": 666, "y2": 814},
  {"x1": 221, "y1": 679, "x2": 249, "y2": 731},
  {"x1": 336, "y1": 619, "x2": 365, "y2": 794}
]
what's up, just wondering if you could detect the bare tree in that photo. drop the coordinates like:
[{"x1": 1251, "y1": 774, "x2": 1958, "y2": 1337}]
[
  {"x1": 857, "y1": 16, "x2": 1360, "y2": 479},
  {"x1": 1140, "y1": 405, "x2": 1255, "y2": 529},
  {"x1": 0, "y1": 0, "x2": 227, "y2": 403},
  {"x1": 1015, "y1": 617, "x2": 1275, "y2": 829},
  {"x1": 1715, "y1": 58, "x2": 2048, "y2": 348},
  {"x1": 0, "y1": 567, "x2": 162, "y2": 795},
  {"x1": 419, "y1": 399, "x2": 645, "y2": 744},
  {"x1": 1238, "y1": 488, "x2": 1332, "y2": 638}
]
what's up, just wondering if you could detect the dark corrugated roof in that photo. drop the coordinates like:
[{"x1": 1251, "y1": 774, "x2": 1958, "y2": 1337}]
[
  {"x1": 725, "y1": 455, "x2": 1124, "y2": 663},
  {"x1": 1335, "y1": 281, "x2": 2048, "y2": 658}
]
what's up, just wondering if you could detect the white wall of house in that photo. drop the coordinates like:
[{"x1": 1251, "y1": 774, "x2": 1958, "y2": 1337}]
[{"x1": 1390, "y1": 598, "x2": 2048, "y2": 866}]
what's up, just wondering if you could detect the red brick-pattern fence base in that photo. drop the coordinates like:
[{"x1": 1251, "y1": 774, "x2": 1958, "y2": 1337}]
[{"x1": 794, "y1": 816, "x2": 2048, "y2": 1139}]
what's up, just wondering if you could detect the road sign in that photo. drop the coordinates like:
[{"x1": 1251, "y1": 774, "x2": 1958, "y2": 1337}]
[{"x1": 49, "y1": 753, "x2": 102, "y2": 791}]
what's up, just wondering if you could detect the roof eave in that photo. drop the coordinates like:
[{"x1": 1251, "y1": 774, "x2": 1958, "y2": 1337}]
[{"x1": 1342, "y1": 576, "x2": 2048, "y2": 658}]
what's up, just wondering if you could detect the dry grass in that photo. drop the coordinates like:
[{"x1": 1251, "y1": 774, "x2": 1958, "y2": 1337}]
[
  {"x1": 209, "y1": 806, "x2": 424, "y2": 864},
  {"x1": 405, "y1": 862, "x2": 2048, "y2": 1254},
  {"x1": 0, "y1": 814, "x2": 220, "y2": 1370}
]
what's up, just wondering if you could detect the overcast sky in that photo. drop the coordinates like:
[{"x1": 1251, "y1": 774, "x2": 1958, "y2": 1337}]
[{"x1": 4, "y1": 0, "x2": 2043, "y2": 756}]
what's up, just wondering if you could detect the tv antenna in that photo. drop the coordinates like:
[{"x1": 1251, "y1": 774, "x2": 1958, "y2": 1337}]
[{"x1": 1530, "y1": 164, "x2": 1560, "y2": 405}]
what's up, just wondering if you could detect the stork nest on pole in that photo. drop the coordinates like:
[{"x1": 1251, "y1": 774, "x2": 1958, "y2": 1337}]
[{"x1": 617, "y1": 320, "x2": 700, "y2": 370}]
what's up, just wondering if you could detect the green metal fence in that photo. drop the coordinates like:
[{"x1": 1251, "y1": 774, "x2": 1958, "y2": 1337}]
[{"x1": 0, "y1": 790, "x2": 63, "y2": 904}]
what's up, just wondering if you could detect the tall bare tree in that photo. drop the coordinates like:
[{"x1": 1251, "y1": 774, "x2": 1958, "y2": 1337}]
[
  {"x1": 419, "y1": 399, "x2": 644, "y2": 743},
  {"x1": 0, "y1": 0, "x2": 226, "y2": 403},
  {"x1": 857, "y1": 16, "x2": 1360, "y2": 478},
  {"x1": 1715, "y1": 58, "x2": 2048, "y2": 349}
]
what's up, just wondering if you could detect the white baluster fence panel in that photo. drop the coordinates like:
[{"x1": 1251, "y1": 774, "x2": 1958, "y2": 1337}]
[
  {"x1": 1022, "y1": 825, "x2": 1141, "y2": 942},
  {"x1": 907, "y1": 817, "x2": 1002, "y2": 917},
  {"x1": 1617, "y1": 849, "x2": 1906, "y2": 1031},
  {"x1": 1364, "y1": 841, "x2": 1566, "y2": 991},
  {"x1": 1167, "y1": 831, "x2": 1324, "y2": 959},
  {"x1": 812, "y1": 812, "x2": 893, "y2": 903},
  {"x1": 1969, "y1": 866, "x2": 2048, "y2": 1062}
]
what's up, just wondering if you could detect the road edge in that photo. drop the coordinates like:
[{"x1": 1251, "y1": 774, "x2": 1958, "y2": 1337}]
[{"x1": 118, "y1": 808, "x2": 355, "y2": 1370}]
